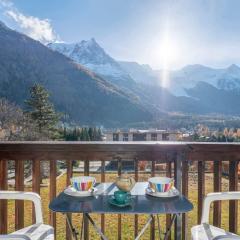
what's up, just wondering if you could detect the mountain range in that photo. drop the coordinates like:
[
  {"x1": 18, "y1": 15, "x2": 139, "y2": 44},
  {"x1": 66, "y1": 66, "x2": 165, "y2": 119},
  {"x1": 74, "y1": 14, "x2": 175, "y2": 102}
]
[
  {"x1": 0, "y1": 22, "x2": 152, "y2": 127},
  {"x1": 49, "y1": 39, "x2": 240, "y2": 115},
  {"x1": 0, "y1": 20, "x2": 240, "y2": 128}
]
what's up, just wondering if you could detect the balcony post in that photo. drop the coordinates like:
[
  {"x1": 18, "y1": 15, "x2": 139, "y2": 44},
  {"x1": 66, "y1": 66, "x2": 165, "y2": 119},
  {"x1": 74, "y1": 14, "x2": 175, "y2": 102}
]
[
  {"x1": 229, "y1": 160, "x2": 239, "y2": 233},
  {"x1": 0, "y1": 159, "x2": 8, "y2": 234},
  {"x1": 83, "y1": 159, "x2": 90, "y2": 240},
  {"x1": 117, "y1": 158, "x2": 122, "y2": 240},
  {"x1": 182, "y1": 159, "x2": 189, "y2": 240},
  {"x1": 174, "y1": 151, "x2": 183, "y2": 240},
  {"x1": 15, "y1": 160, "x2": 24, "y2": 230}
]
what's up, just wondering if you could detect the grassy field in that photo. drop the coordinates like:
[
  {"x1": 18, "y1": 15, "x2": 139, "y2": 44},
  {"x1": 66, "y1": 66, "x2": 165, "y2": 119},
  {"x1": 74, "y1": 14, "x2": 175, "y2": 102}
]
[{"x1": 6, "y1": 170, "x2": 240, "y2": 239}]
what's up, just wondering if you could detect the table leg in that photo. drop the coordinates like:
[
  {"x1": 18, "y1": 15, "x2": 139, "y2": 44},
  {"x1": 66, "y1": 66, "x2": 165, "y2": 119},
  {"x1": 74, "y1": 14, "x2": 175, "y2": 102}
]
[
  {"x1": 135, "y1": 215, "x2": 154, "y2": 240},
  {"x1": 85, "y1": 213, "x2": 108, "y2": 240},
  {"x1": 65, "y1": 213, "x2": 79, "y2": 240},
  {"x1": 163, "y1": 214, "x2": 177, "y2": 240}
]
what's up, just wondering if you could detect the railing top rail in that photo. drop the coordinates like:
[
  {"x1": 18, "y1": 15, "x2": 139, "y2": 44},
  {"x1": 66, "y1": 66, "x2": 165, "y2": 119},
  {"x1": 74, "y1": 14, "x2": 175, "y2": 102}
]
[
  {"x1": 0, "y1": 141, "x2": 240, "y2": 145},
  {"x1": 0, "y1": 141, "x2": 240, "y2": 161}
]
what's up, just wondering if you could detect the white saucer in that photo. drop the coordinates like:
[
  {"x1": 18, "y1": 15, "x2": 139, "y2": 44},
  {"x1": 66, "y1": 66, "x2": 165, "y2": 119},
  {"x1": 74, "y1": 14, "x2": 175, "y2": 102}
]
[
  {"x1": 64, "y1": 186, "x2": 97, "y2": 197},
  {"x1": 145, "y1": 187, "x2": 179, "y2": 198}
]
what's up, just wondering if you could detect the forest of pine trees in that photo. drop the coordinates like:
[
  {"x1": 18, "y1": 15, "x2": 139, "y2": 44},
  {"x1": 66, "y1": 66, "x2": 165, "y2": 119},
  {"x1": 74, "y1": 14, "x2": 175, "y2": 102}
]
[
  {"x1": 61, "y1": 127, "x2": 102, "y2": 141},
  {"x1": 0, "y1": 84, "x2": 103, "y2": 142}
]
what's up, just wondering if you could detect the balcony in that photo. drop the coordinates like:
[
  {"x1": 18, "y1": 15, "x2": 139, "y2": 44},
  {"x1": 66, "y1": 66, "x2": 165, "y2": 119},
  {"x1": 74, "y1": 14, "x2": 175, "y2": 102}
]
[{"x1": 0, "y1": 141, "x2": 239, "y2": 239}]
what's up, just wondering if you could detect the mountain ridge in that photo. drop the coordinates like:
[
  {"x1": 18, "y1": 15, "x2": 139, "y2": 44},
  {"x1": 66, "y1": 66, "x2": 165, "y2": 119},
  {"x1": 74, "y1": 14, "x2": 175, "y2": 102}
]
[
  {"x1": 49, "y1": 38, "x2": 240, "y2": 115},
  {"x1": 0, "y1": 22, "x2": 153, "y2": 126}
]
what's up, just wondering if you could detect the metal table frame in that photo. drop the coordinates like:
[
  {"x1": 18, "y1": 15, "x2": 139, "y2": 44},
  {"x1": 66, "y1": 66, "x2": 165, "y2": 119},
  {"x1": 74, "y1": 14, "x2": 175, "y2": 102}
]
[{"x1": 65, "y1": 212, "x2": 177, "y2": 240}]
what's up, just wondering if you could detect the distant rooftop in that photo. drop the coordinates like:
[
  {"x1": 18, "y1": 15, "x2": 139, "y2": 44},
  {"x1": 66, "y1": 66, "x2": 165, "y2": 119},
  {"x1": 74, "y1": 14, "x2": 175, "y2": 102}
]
[{"x1": 104, "y1": 129, "x2": 179, "y2": 134}]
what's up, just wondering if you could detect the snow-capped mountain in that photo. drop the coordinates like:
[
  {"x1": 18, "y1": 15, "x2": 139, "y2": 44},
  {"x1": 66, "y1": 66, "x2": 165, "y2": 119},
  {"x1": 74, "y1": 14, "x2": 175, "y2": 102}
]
[
  {"x1": 120, "y1": 61, "x2": 240, "y2": 96},
  {"x1": 48, "y1": 39, "x2": 135, "y2": 89},
  {"x1": 118, "y1": 61, "x2": 160, "y2": 85},
  {"x1": 216, "y1": 64, "x2": 240, "y2": 90},
  {"x1": 49, "y1": 38, "x2": 240, "y2": 104}
]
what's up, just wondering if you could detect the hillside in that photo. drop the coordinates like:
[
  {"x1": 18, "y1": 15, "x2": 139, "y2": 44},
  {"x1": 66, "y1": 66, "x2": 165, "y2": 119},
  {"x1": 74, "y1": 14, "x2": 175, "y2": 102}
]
[{"x1": 0, "y1": 22, "x2": 152, "y2": 126}]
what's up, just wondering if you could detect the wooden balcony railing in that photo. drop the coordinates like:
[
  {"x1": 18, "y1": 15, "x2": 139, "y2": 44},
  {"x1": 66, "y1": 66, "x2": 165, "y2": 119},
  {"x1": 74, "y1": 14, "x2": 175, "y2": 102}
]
[{"x1": 0, "y1": 141, "x2": 240, "y2": 239}]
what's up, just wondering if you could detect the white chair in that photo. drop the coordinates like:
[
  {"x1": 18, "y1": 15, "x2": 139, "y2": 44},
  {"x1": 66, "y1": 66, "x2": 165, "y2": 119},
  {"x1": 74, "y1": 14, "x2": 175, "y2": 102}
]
[
  {"x1": 191, "y1": 191, "x2": 240, "y2": 240},
  {"x1": 0, "y1": 191, "x2": 54, "y2": 240}
]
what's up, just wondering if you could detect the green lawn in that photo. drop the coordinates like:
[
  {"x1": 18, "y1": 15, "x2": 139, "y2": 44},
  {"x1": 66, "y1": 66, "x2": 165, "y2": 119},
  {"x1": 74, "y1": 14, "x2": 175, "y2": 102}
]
[{"x1": 6, "y1": 171, "x2": 240, "y2": 239}]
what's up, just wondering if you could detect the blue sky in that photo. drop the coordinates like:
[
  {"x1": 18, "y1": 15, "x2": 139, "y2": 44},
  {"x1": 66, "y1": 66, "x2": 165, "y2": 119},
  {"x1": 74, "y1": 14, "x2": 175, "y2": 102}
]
[{"x1": 0, "y1": 0, "x2": 240, "y2": 69}]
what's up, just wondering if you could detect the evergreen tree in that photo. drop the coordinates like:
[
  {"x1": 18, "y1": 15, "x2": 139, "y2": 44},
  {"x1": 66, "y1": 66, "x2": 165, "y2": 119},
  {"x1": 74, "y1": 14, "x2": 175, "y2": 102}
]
[
  {"x1": 93, "y1": 127, "x2": 98, "y2": 141},
  {"x1": 88, "y1": 127, "x2": 94, "y2": 141},
  {"x1": 25, "y1": 83, "x2": 60, "y2": 138},
  {"x1": 97, "y1": 128, "x2": 102, "y2": 141}
]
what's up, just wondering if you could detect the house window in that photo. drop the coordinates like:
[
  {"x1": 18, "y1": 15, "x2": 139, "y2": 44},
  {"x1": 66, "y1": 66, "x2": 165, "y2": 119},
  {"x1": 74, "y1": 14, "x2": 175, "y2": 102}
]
[
  {"x1": 113, "y1": 133, "x2": 119, "y2": 141},
  {"x1": 151, "y1": 133, "x2": 157, "y2": 141},
  {"x1": 123, "y1": 133, "x2": 128, "y2": 141},
  {"x1": 162, "y1": 133, "x2": 169, "y2": 141},
  {"x1": 133, "y1": 133, "x2": 146, "y2": 141}
]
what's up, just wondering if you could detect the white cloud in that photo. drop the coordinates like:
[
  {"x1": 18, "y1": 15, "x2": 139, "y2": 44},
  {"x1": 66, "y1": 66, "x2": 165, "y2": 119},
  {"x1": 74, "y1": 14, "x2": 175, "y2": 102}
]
[
  {"x1": 0, "y1": 0, "x2": 13, "y2": 8},
  {"x1": 0, "y1": 0, "x2": 59, "y2": 44},
  {"x1": 6, "y1": 10, "x2": 58, "y2": 43}
]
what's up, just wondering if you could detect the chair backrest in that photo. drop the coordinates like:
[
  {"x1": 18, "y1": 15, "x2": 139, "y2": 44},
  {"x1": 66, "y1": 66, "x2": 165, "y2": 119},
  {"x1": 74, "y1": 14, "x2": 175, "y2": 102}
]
[
  {"x1": 0, "y1": 191, "x2": 43, "y2": 224},
  {"x1": 201, "y1": 191, "x2": 240, "y2": 223}
]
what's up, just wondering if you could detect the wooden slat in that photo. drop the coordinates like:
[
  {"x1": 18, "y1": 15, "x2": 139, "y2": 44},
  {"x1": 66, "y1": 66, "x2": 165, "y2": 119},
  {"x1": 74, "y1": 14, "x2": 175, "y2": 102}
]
[
  {"x1": 15, "y1": 160, "x2": 24, "y2": 230},
  {"x1": 66, "y1": 160, "x2": 73, "y2": 240},
  {"x1": 101, "y1": 160, "x2": 105, "y2": 238},
  {"x1": 117, "y1": 158, "x2": 122, "y2": 240},
  {"x1": 150, "y1": 159, "x2": 155, "y2": 240},
  {"x1": 229, "y1": 160, "x2": 238, "y2": 233},
  {"x1": 84, "y1": 159, "x2": 89, "y2": 240},
  {"x1": 32, "y1": 159, "x2": 40, "y2": 223},
  {"x1": 49, "y1": 160, "x2": 57, "y2": 236},
  {"x1": 198, "y1": 161, "x2": 205, "y2": 224},
  {"x1": 166, "y1": 160, "x2": 172, "y2": 240},
  {"x1": 66, "y1": 160, "x2": 73, "y2": 186},
  {"x1": 182, "y1": 160, "x2": 189, "y2": 240},
  {"x1": 134, "y1": 158, "x2": 139, "y2": 238},
  {"x1": 213, "y1": 161, "x2": 222, "y2": 227},
  {"x1": 0, "y1": 159, "x2": 8, "y2": 234}
]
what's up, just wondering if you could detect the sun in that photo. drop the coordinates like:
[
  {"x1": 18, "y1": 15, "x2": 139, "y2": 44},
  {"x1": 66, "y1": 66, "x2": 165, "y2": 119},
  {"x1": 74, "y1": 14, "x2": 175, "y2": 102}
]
[
  {"x1": 148, "y1": 29, "x2": 180, "y2": 87},
  {"x1": 155, "y1": 31, "x2": 180, "y2": 88},
  {"x1": 159, "y1": 33, "x2": 179, "y2": 69}
]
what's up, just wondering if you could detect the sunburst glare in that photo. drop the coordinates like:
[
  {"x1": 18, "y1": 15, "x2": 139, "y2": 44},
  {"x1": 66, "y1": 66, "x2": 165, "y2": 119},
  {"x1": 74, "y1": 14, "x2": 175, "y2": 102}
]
[{"x1": 158, "y1": 30, "x2": 179, "y2": 88}]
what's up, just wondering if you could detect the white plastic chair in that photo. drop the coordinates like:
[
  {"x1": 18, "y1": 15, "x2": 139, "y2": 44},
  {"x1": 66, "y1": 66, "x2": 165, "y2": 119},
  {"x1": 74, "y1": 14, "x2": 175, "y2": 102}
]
[
  {"x1": 191, "y1": 191, "x2": 240, "y2": 240},
  {"x1": 0, "y1": 191, "x2": 54, "y2": 240}
]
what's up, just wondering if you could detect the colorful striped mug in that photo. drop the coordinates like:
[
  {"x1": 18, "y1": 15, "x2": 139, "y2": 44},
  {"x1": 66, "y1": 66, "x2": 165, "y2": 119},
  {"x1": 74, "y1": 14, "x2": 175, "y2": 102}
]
[
  {"x1": 71, "y1": 176, "x2": 96, "y2": 191},
  {"x1": 148, "y1": 177, "x2": 174, "y2": 193}
]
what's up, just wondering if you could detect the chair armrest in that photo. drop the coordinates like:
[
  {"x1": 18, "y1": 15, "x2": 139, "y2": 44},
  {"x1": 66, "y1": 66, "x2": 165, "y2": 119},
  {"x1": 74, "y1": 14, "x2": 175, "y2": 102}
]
[
  {"x1": 201, "y1": 191, "x2": 240, "y2": 224},
  {"x1": 0, "y1": 191, "x2": 43, "y2": 224},
  {"x1": 0, "y1": 234, "x2": 31, "y2": 239}
]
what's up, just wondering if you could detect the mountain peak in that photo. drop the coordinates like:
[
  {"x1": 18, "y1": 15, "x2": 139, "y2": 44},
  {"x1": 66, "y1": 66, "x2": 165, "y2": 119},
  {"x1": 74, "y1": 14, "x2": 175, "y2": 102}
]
[
  {"x1": 181, "y1": 64, "x2": 212, "y2": 72},
  {"x1": 78, "y1": 38, "x2": 99, "y2": 48},
  {"x1": 227, "y1": 64, "x2": 240, "y2": 71},
  {"x1": 48, "y1": 38, "x2": 131, "y2": 81},
  {"x1": 90, "y1": 37, "x2": 97, "y2": 44}
]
